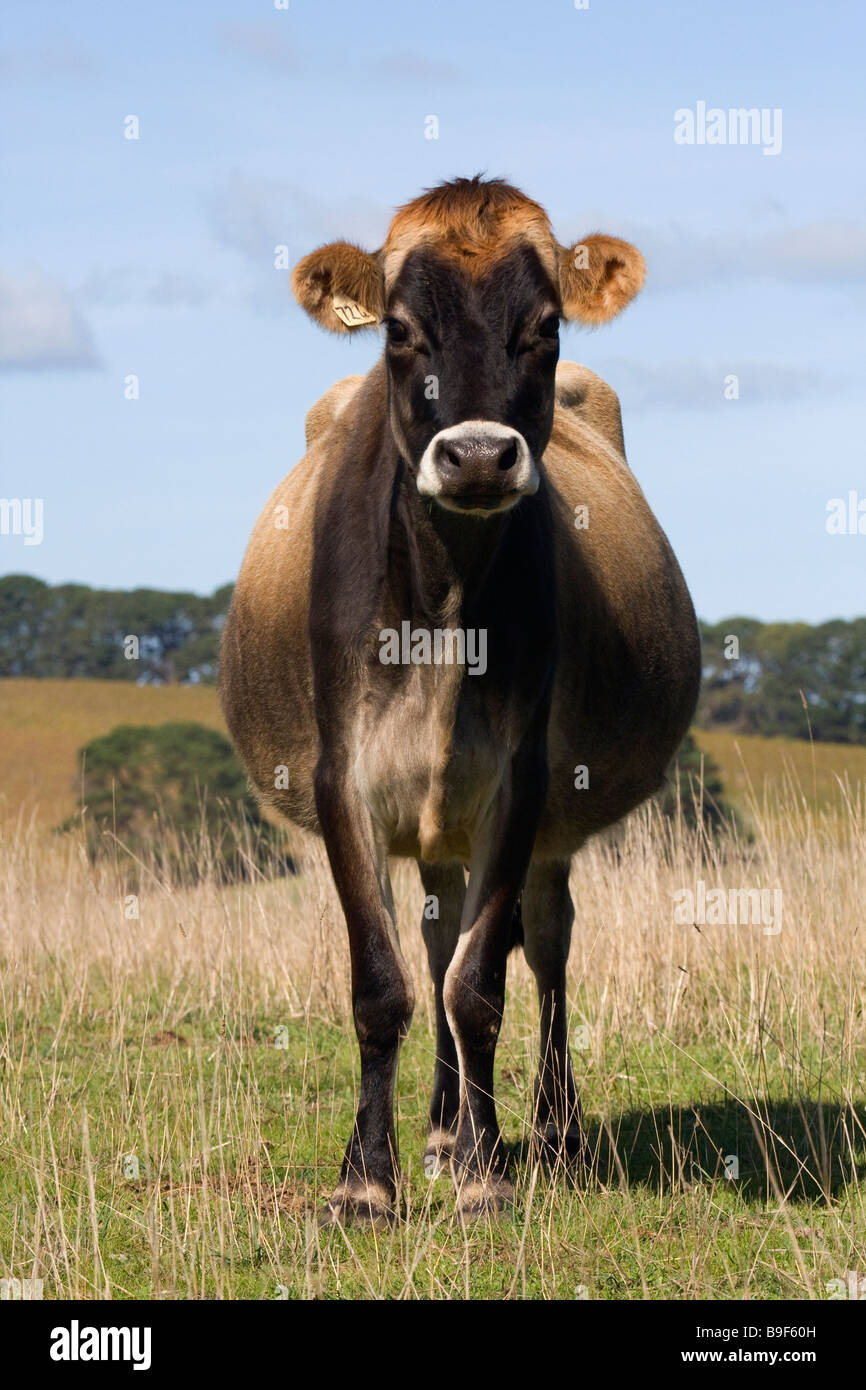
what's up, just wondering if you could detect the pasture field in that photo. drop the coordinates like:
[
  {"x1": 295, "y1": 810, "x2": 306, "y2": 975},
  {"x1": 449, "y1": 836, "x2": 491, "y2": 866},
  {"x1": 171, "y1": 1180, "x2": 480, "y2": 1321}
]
[
  {"x1": 0, "y1": 764, "x2": 864, "y2": 1300},
  {"x1": 0, "y1": 678, "x2": 227, "y2": 830},
  {"x1": 697, "y1": 729, "x2": 866, "y2": 822},
  {"x1": 3, "y1": 676, "x2": 866, "y2": 832}
]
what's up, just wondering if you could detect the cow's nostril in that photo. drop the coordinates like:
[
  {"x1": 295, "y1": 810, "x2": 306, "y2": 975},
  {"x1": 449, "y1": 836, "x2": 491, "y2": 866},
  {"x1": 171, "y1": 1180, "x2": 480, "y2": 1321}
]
[
  {"x1": 498, "y1": 440, "x2": 518, "y2": 472},
  {"x1": 443, "y1": 447, "x2": 463, "y2": 470}
]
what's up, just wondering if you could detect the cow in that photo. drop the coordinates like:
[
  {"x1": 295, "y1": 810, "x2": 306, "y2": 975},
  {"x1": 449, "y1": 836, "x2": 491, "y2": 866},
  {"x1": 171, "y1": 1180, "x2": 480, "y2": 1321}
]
[{"x1": 220, "y1": 176, "x2": 701, "y2": 1225}]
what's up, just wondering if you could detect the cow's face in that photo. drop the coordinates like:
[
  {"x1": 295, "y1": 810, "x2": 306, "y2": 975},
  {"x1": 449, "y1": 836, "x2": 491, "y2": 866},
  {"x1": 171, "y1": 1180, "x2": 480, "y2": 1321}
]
[
  {"x1": 381, "y1": 243, "x2": 559, "y2": 515},
  {"x1": 292, "y1": 178, "x2": 645, "y2": 518}
]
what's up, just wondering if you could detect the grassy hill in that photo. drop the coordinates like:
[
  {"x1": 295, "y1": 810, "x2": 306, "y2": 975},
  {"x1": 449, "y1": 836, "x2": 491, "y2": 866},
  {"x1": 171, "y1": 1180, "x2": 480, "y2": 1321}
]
[
  {"x1": 2, "y1": 677, "x2": 865, "y2": 831},
  {"x1": 0, "y1": 678, "x2": 227, "y2": 828},
  {"x1": 695, "y1": 728, "x2": 866, "y2": 817}
]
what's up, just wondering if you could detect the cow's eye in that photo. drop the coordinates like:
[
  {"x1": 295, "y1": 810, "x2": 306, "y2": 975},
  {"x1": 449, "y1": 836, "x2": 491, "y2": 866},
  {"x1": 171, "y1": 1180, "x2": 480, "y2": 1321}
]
[
  {"x1": 538, "y1": 313, "x2": 560, "y2": 339},
  {"x1": 384, "y1": 316, "x2": 409, "y2": 345}
]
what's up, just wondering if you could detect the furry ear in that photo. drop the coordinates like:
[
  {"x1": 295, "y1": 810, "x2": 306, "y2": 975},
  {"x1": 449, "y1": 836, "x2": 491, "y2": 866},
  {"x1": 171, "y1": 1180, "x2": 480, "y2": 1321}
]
[
  {"x1": 291, "y1": 241, "x2": 384, "y2": 333},
  {"x1": 558, "y1": 234, "x2": 645, "y2": 325}
]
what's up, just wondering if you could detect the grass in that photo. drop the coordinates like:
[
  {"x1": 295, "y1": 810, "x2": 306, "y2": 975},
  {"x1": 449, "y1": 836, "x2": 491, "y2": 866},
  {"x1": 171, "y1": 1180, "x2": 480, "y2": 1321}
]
[
  {"x1": 0, "y1": 764, "x2": 864, "y2": 1300},
  {"x1": 4, "y1": 675, "x2": 866, "y2": 833},
  {"x1": 695, "y1": 727, "x2": 866, "y2": 820},
  {"x1": 0, "y1": 678, "x2": 226, "y2": 828}
]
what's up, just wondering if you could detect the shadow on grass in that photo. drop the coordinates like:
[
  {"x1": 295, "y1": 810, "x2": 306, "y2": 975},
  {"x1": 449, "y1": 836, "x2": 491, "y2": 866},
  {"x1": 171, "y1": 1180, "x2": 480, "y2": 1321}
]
[{"x1": 512, "y1": 1098, "x2": 866, "y2": 1202}]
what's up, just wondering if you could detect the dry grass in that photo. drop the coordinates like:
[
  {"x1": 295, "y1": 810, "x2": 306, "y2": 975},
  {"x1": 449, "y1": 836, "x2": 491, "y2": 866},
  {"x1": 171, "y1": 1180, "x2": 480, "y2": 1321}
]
[{"x1": 0, "y1": 769, "x2": 864, "y2": 1299}]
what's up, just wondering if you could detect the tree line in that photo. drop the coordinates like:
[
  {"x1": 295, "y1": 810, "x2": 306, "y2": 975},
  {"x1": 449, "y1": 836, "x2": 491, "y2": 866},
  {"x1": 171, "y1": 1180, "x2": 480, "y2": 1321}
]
[
  {"x1": 0, "y1": 574, "x2": 232, "y2": 684},
  {"x1": 1, "y1": 575, "x2": 864, "y2": 743},
  {"x1": 699, "y1": 616, "x2": 866, "y2": 744}
]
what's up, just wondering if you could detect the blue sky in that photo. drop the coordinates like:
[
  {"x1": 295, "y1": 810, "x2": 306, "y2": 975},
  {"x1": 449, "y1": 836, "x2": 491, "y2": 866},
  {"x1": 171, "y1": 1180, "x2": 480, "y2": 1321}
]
[{"x1": 1, "y1": 0, "x2": 864, "y2": 621}]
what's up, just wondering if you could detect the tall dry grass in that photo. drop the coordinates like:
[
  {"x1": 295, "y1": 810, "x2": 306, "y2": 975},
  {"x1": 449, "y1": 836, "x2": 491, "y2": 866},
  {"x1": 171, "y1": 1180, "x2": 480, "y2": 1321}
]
[{"x1": 0, "y1": 769, "x2": 864, "y2": 1298}]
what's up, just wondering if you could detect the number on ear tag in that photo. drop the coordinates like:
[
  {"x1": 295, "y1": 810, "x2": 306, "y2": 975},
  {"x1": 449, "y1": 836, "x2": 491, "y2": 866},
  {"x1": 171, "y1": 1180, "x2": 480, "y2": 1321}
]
[{"x1": 332, "y1": 295, "x2": 378, "y2": 327}]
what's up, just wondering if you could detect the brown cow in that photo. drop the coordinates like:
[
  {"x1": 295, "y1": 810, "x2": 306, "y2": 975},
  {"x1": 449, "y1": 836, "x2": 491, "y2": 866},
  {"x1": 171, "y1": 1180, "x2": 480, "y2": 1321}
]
[{"x1": 220, "y1": 176, "x2": 700, "y2": 1224}]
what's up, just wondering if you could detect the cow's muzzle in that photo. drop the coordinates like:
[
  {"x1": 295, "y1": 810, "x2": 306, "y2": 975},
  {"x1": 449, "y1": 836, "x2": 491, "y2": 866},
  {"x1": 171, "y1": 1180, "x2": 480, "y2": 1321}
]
[{"x1": 416, "y1": 421, "x2": 538, "y2": 515}]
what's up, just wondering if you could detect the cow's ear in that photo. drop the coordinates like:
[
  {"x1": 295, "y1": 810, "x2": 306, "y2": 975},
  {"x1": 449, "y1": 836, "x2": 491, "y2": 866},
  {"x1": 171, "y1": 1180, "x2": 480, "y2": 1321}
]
[
  {"x1": 291, "y1": 241, "x2": 384, "y2": 334},
  {"x1": 558, "y1": 234, "x2": 645, "y2": 326}
]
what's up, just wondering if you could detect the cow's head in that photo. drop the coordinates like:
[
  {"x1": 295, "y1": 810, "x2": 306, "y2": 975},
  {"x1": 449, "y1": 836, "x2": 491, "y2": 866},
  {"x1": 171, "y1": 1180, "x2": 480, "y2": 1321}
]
[{"x1": 292, "y1": 177, "x2": 644, "y2": 517}]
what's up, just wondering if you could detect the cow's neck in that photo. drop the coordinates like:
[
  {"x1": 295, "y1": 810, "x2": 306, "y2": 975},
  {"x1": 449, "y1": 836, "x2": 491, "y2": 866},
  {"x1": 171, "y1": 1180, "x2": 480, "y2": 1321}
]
[{"x1": 394, "y1": 457, "x2": 515, "y2": 624}]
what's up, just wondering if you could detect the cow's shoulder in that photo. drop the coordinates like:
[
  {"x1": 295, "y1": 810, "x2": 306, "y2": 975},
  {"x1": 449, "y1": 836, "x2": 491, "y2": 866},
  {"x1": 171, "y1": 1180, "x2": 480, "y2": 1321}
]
[
  {"x1": 234, "y1": 377, "x2": 367, "y2": 613},
  {"x1": 236, "y1": 365, "x2": 384, "y2": 610},
  {"x1": 553, "y1": 360, "x2": 625, "y2": 458},
  {"x1": 304, "y1": 374, "x2": 366, "y2": 448}
]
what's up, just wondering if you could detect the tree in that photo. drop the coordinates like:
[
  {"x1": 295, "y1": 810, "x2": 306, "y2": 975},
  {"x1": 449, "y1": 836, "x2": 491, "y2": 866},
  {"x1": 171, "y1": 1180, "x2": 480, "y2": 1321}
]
[
  {"x1": 60, "y1": 722, "x2": 293, "y2": 885},
  {"x1": 697, "y1": 617, "x2": 866, "y2": 744}
]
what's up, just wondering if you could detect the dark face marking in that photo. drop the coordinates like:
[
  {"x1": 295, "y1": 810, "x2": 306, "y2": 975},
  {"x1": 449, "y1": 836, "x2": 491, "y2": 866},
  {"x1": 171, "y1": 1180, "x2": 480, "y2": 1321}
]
[{"x1": 384, "y1": 244, "x2": 562, "y2": 494}]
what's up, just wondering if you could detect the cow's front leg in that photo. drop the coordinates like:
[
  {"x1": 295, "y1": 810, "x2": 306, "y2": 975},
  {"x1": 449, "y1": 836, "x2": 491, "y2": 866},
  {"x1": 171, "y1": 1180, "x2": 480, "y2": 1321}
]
[
  {"x1": 315, "y1": 757, "x2": 415, "y2": 1227},
  {"x1": 443, "y1": 748, "x2": 547, "y2": 1218}
]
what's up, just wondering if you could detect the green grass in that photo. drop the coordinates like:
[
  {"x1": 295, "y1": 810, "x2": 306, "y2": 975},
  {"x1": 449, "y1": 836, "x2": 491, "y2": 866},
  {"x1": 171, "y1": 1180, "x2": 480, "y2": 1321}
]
[
  {"x1": 1, "y1": 748, "x2": 863, "y2": 1300},
  {"x1": 2, "y1": 990, "x2": 863, "y2": 1300}
]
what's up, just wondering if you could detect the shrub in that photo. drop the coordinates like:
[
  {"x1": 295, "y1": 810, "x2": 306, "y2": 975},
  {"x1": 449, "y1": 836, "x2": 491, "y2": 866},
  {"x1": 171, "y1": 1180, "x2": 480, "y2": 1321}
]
[
  {"x1": 59, "y1": 721, "x2": 293, "y2": 885},
  {"x1": 660, "y1": 730, "x2": 742, "y2": 834}
]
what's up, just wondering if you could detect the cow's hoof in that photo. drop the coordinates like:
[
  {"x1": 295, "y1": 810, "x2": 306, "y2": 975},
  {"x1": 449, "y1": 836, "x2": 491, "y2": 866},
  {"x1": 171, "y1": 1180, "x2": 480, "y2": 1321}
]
[
  {"x1": 454, "y1": 1176, "x2": 514, "y2": 1221},
  {"x1": 319, "y1": 1182, "x2": 395, "y2": 1229},
  {"x1": 422, "y1": 1127, "x2": 455, "y2": 1179}
]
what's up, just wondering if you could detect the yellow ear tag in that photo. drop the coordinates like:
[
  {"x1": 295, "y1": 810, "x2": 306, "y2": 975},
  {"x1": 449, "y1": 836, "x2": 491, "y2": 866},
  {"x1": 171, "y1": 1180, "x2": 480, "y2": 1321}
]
[{"x1": 332, "y1": 295, "x2": 378, "y2": 327}]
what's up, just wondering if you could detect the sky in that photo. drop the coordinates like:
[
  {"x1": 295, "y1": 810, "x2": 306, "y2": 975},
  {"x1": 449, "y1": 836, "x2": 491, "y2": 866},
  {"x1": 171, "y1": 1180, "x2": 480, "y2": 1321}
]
[{"x1": 1, "y1": 0, "x2": 864, "y2": 623}]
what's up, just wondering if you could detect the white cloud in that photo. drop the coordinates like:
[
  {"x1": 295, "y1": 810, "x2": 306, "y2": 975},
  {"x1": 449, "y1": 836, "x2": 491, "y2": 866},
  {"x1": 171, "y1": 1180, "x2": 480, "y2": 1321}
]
[
  {"x1": 207, "y1": 174, "x2": 320, "y2": 264},
  {"x1": 220, "y1": 24, "x2": 298, "y2": 70},
  {"x1": 638, "y1": 221, "x2": 866, "y2": 290},
  {"x1": 205, "y1": 174, "x2": 388, "y2": 313},
  {"x1": 217, "y1": 27, "x2": 458, "y2": 84},
  {"x1": 369, "y1": 51, "x2": 460, "y2": 83},
  {"x1": 599, "y1": 359, "x2": 836, "y2": 411},
  {"x1": 762, "y1": 222, "x2": 866, "y2": 281},
  {"x1": 0, "y1": 270, "x2": 101, "y2": 371},
  {"x1": 78, "y1": 266, "x2": 212, "y2": 308}
]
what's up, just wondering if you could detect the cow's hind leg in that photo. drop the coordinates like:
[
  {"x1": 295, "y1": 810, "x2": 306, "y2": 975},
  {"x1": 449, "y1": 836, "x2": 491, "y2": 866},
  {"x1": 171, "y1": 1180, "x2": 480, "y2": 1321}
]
[
  {"x1": 315, "y1": 759, "x2": 415, "y2": 1227},
  {"x1": 522, "y1": 857, "x2": 584, "y2": 1163},
  {"x1": 417, "y1": 862, "x2": 464, "y2": 1175}
]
